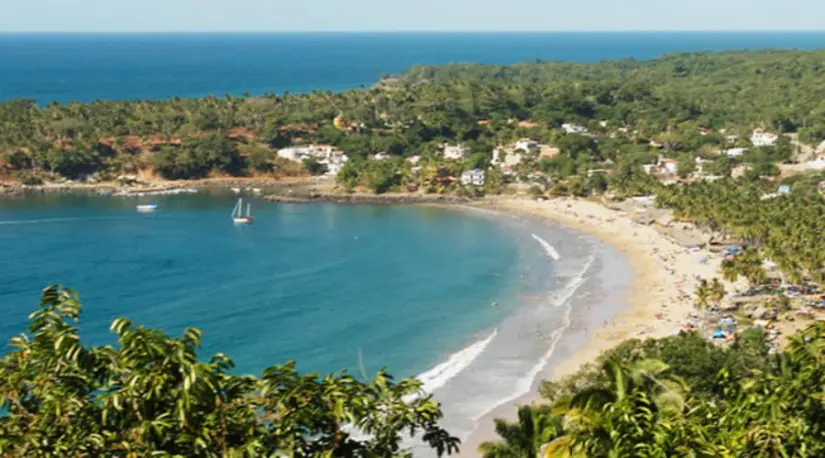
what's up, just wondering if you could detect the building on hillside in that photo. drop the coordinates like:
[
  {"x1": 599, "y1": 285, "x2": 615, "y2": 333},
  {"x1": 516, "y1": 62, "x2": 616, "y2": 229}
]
[
  {"x1": 460, "y1": 169, "x2": 485, "y2": 186},
  {"x1": 561, "y1": 123, "x2": 588, "y2": 135},
  {"x1": 778, "y1": 185, "x2": 791, "y2": 195},
  {"x1": 442, "y1": 143, "x2": 469, "y2": 160},
  {"x1": 514, "y1": 138, "x2": 539, "y2": 151},
  {"x1": 751, "y1": 129, "x2": 778, "y2": 147},
  {"x1": 817, "y1": 140, "x2": 825, "y2": 153},
  {"x1": 725, "y1": 135, "x2": 739, "y2": 143},
  {"x1": 660, "y1": 158, "x2": 679, "y2": 174},
  {"x1": 724, "y1": 147, "x2": 749, "y2": 158},
  {"x1": 373, "y1": 152, "x2": 390, "y2": 160},
  {"x1": 406, "y1": 155, "x2": 421, "y2": 164}
]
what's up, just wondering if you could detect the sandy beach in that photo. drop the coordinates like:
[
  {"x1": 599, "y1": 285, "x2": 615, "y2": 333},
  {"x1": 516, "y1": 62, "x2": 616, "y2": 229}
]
[{"x1": 457, "y1": 196, "x2": 727, "y2": 456}]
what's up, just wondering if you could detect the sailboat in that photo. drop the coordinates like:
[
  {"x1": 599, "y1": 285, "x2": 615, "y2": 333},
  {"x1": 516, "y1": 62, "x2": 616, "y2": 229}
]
[{"x1": 232, "y1": 198, "x2": 254, "y2": 224}]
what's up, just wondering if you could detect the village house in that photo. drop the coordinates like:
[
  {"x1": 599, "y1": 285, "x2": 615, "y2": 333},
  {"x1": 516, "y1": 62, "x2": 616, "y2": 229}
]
[
  {"x1": 817, "y1": 140, "x2": 825, "y2": 153},
  {"x1": 514, "y1": 138, "x2": 539, "y2": 152},
  {"x1": 277, "y1": 144, "x2": 349, "y2": 176},
  {"x1": 372, "y1": 152, "x2": 390, "y2": 160},
  {"x1": 460, "y1": 169, "x2": 485, "y2": 186},
  {"x1": 725, "y1": 135, "x2": 739, "y2": 144},
  {"x1": 724, "y1": 147, "x2": 749, "y2": 158},
  {"x1": 561, "y1": 123, "x2": 588, "y2": 135},
  {"x1": 406, "y1": 155, "x2": 420, "y2": 164},
  {"x1": 642, "y1": 157, "x2": 679, "y2": 176},
  {"x1": 751, "y1": 129, "x2": 778, "y2": 147},
  {"x1": 442, "y1": 143, "x2": 469, "y2": 160}
]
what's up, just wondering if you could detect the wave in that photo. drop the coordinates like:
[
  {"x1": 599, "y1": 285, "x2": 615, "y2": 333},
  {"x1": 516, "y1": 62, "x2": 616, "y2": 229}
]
[
  {"x1": 472, "y1": 253, "x2": 596, "y2": 421},
  {"x1": 415, "y1": 328, "x2": 499, "y2": 395},
  {"x1": 531, "y1": 233, "x2": 561, "y2": 260}
]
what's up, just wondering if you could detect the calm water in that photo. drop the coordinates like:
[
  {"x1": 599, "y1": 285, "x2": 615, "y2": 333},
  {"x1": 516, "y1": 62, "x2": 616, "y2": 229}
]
[
  {"x1": 2, "y1": 32, "x2": 825, "y2": 103},
  {"x1": 0, "y1": 194, "x2": 629, "y2": 440}
]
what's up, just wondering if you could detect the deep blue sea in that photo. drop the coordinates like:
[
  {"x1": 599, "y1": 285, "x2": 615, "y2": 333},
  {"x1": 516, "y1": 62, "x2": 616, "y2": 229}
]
[{"x1": 2, "y1": 32, "x2": 825, "y2": 104}]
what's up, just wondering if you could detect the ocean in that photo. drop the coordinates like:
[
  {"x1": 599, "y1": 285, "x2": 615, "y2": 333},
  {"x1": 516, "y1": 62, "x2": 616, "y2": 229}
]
[
  {"x1": 0, "y1": 193, "x2": 629, "y2": 441},
  {"x1": 2, "y1": 32, "x2": 825, "y2": 104}
]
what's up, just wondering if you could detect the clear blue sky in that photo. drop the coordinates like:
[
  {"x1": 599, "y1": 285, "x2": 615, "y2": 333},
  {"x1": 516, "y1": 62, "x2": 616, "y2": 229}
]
[{"x1": 2, "y1": 0, "x2": 824, "y2": 32}]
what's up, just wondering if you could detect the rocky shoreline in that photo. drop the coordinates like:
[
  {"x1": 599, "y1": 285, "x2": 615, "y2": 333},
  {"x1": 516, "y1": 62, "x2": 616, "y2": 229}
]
[
  {"x1": 0, "y1": 177, "x2": 322, "y2": 197},
  {"x1": 263, "y1": 191, "x2": 475, "y2": 205}
]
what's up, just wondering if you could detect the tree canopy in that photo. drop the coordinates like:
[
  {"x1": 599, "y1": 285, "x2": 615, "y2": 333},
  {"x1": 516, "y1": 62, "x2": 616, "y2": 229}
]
[{"x1": 0, "y1": 285, "x2": 459, "y2": 457}]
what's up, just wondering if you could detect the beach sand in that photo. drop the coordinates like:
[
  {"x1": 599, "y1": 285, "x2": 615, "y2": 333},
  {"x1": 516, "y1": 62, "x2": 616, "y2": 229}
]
[{"x1": 457, "y1": 196, "x2": 725, "y2": 456}]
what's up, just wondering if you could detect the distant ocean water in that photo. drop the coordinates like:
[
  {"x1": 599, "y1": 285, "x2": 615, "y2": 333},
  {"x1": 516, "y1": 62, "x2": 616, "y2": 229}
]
[{"x1": 2, "y1": 32, "x2": 825, "y2": 104}]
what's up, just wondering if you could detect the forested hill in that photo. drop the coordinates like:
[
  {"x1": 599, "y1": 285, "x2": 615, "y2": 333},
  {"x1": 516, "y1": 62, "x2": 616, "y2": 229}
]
[
  {"x1": 398, "y1": 49, "x2": 825, "y2": 139},
  {"x1": 1, "y1": 48, "x2": 825, "y2": 183}
]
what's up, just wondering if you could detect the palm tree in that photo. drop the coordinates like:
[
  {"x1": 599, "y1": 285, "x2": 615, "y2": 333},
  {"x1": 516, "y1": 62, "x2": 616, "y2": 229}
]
[
  {"x1": 551, "y1": 358, "x2": 687, "y2": 457},
  {"x1": 478, "y1": 405, "x2": 564, "y2": 458}
]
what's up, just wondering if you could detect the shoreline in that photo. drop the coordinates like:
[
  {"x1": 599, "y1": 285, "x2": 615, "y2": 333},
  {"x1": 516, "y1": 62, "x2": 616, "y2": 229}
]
[{"x1": 453, "y1": 196, "x2": 724, "y2": 456}]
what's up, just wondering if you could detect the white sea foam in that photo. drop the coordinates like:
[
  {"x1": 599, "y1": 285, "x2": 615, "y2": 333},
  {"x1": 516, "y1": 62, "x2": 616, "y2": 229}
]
[
  {"x1": 531, "y1": 233, "x2": 561, "y2": 260},
  {"x1": 471, "y1": 254, "x2": 596, "y2": 421},
  {"x1": 415, "y1": 328, "x2": 499, "y2": 395}
]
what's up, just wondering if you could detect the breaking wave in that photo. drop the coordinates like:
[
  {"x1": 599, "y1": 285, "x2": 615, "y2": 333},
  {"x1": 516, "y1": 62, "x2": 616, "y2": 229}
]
[
  {"x1": 531, "y1": 233, "x2": 561, "y2": 260},
  {"x1": 415, "y1": 328, "x2": 499, "y2": 395}
]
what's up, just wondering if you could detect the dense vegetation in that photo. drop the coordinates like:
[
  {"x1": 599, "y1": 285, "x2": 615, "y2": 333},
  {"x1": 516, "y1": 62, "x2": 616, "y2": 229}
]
[
  {"x1": 0, "y1": 286, "x2": 459, "y2": 457},
  {"x1": 1, "y1": 49, "x2": 823, "y2": 189},
  {"x1": 657, "y1": 179, "x2": 825, "y2": 286},
  {"x1": 480, "y1": 327, "x2": 825, "y2": 457}
]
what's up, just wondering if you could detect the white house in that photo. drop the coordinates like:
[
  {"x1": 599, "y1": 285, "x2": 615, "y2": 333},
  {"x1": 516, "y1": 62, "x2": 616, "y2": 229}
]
[
  {"x1": 460, "y1": 169, "x2": 485, "y2": 186},
  {"x1": 751, "y1": 129, "x2": 778, "y2": 147},
  {"x1": 513, "y1": 138, "x2": 539, "y2": 151},
  {"x1": 561, "y1": 123, "x2": 588, "y2": 135},
  {"x1": 325, "y1": 162, "x2": 343, "y2": 176},
  {"x1": 406, "y1": 155, "x2": 421, "y2": 164},
  {"x1": 724, "y1": 147, "x2": 749, "y2": 158},
  {"x1": 443, "y1": 143, "x2": 469, "y2": 160},
  {"x1": 660, "y1": 158, "x2": 679, "y2": 174},
  {"x1": 817, "y1": 140, "x2": 825, "y2": 153},
  {"x1": 373, "y1": 152, "x2": 391, "y2": 160},
  {"x1": 277, "y1": 145, "x2": 338, "y2": 161}
]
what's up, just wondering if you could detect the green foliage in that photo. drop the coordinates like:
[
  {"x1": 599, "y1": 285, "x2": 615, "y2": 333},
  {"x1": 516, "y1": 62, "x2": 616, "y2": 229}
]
[
  {"x1": 302, "y1": 157, "x2": 328, "y2": 176},
  {"x1": 495, "y1": 326, "x2": 825, "y2": 457},
  {"x1": 4, "y1": 49, "x2": 825, "y2": 183},
  {"x1": 658, "y1": 180, "x2": 824, "y2": 285},
  {"x1": 153, "y1": 134, "x2": 244, "y2": 180},
  {"x1": 0, "y1": 285, "x2": 459, "y2": 457}
]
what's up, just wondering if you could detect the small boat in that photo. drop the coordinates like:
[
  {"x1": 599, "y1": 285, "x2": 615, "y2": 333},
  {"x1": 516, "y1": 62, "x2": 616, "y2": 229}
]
[
  {"x1": 137, "y1": 202, "x2": 158, "y2": 213},
  {"x1": 232, "y1": 198, "x2": 254, "y2": 224},
  {"x1": 231, "y1": 187, "x2": 241, "y2": 194}
]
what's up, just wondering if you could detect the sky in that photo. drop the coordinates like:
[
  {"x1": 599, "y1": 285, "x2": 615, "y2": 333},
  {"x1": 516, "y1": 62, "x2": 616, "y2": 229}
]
[{"x1": 2, "y1": 0, "x2": 825, "y2": 32}]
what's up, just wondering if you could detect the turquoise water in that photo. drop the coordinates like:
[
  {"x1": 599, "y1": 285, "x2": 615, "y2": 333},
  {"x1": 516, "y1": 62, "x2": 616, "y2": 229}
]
[
  {"x1": 0, "y1": 194, "x2": 522, "y2": 378},
  {"x1": 2, "y1": 32, "x2": 825, "y2": 103},
  {"x1": 0, "y1": 194, "x2": 630, "y2": 441}
]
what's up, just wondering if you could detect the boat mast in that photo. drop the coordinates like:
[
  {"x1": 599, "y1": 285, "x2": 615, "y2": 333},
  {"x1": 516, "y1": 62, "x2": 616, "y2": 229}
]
[{"x1": 232, "y1": 198, "x2": 242, "y2": 218}]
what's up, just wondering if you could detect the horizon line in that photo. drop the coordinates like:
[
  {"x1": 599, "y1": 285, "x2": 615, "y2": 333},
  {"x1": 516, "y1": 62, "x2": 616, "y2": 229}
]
[{"x1": 3, "y1": 29, "x2": 825, "y2": 34}]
